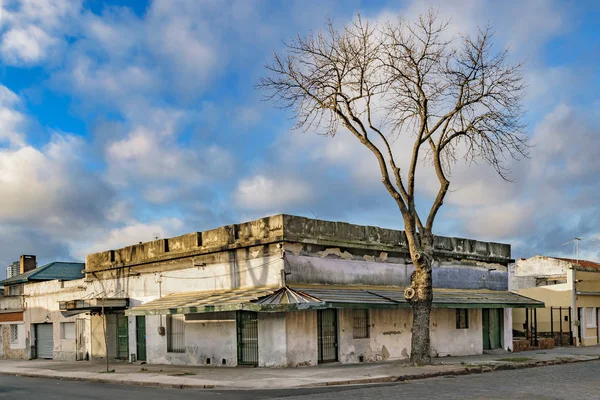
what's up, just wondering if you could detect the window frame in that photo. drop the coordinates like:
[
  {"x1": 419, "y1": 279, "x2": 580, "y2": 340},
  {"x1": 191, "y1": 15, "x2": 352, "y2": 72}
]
[
  {"x1": 167, "y1": 314, "x2": 185, "y2": 353},
  {"x1": 61, "y1": 322, "x2": 76, "y2": 340},
  {"x1": 9, "y1": 324, "x2": 19, "y2": 344},
  {"x1": 585, "y1": 307, "x2": 596, "y2": 328},
  {"x1": 352, "y1": 309, "x2": 370, "y2": 339},
  {"x1": 455, "y1": 309, "x2": 469, "y2": 329}
]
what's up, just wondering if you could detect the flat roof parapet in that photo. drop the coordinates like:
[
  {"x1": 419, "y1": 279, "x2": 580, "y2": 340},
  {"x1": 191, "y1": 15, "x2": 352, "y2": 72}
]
[{"x1": 85, "y1": 214, "x2": 511, "y2": 272}]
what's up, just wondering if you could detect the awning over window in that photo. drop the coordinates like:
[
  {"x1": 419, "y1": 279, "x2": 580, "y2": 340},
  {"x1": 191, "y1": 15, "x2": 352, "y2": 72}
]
[
  {"x1": 125, "y1": 285, "x2": 544, "y2": 316},
  {"x1": 59, "y1": 298, "x2": 129, "y2": 317}
]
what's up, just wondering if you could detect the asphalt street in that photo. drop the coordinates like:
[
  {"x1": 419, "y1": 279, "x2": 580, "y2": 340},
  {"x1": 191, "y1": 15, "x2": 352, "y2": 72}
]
[{"x1": 1, "y1": 360, "x2": 599, "y2": 400}]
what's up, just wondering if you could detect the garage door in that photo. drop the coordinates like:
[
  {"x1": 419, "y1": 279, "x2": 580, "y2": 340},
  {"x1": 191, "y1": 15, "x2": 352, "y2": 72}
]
[{"x1": 36, "y1": 324, "x2": 54, "y2": 359}]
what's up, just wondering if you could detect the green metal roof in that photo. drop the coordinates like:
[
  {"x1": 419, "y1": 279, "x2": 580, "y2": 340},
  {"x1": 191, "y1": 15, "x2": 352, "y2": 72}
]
[
  {"x1": 0, "y1": 262, "x2": 85, "y2": 286},
  {"x1": 126, "y1": 285, "x2": 545, "y2": 316}
]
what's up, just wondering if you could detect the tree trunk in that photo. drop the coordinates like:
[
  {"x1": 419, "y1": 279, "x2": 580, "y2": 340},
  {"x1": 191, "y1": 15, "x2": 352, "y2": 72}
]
[{"x1": 406, "y1": 230, "x2": 434, "y2": 364}]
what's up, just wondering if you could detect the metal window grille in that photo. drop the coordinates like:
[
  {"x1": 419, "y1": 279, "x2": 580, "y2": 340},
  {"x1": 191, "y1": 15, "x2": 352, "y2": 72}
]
[
  {"x1": 167, "y1": 314, "x2": 185, "y2": 353},
  {"x1": 353, "y1": 309, "x2": 370, "y2": 339},
  {"x1": 456, "y1": 309, "x2": 469, "y2": 329},
  {"x1": 10, "y1": 325, "x2": 18, "y2": 344},
  {"x1": 7, "y1": 285, "x2": 20, "y2": 296}
]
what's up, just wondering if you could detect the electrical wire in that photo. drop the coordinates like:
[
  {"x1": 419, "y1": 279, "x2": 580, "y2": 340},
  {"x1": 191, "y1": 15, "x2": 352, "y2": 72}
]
[{"x1": 159, "y1": 257, "x2": 283, "y2": 280}]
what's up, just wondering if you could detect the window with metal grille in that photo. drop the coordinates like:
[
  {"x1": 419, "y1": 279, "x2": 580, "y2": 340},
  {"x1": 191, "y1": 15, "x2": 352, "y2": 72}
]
[
  {"x1": 456, "y1": 309, "x2": 469, "y2": 329},
  {"x1": 10, "y1": 324, "x2": 18, "y2": 344},
  {"x1": 167, "y1": 314, "x2": 185, "y2": 353},
  {"x1": 7, "y1": 285, "x2": 20, "y2": 296},
  {"x1": 353, "y1": 309, "x2": 370, "y2": 339}
]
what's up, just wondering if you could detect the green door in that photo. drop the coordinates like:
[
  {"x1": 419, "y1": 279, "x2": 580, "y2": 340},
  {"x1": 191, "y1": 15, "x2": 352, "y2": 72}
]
[
  {"x1": 482, "y1": 309, "x2": 490, "y2": 350},
  {"x1": 116, "y1": 314, "x2": 129, "y2": 360},
  {"x1": 136, "y1": 316, "x2": 147, "y2": 361},
  {"x1": 483, "y1": 309, "x2": 503, "y2": 350}
]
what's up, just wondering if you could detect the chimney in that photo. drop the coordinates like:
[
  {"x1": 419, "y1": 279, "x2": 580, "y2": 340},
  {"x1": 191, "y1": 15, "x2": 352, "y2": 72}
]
[{"x1": 19, "y1": 255, "x2": 36, "y2": 274}]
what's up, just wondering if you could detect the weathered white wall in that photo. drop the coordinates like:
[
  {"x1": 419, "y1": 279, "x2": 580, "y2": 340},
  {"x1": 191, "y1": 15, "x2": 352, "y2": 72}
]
[
  {"x1": 144, "y1": 313, "x2": 238, "y2": 366},
  {"x1": 338, "y1": 309, "x2": 412, "y2": 363},
  {"x1": 87, "y1": 256, "x2": 284, "y2": 307},
  {"x1": 503, "y1": 309, "x2": 513, "y2": 351},
  {"x1": 286, "y1": 310, "x2": 318, "y2": 367},
  {"x1": 430, "y1": 309, "x2": 482, "y2": 357},
  {"x1": 258, "y1": 312, "x2": 286, "y2": 367}
]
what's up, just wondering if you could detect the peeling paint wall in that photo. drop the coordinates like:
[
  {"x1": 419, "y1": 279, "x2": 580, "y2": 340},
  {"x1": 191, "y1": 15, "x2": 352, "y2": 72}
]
[
  {"x1": 258, "y1": 312, "x2": 286, "y2": 367},
  {"x1": 286, "y1": 310, "x2": 318, "y2": 367},
  {"x1": 338, "y1": 309, "x2": 412, "y2": 363},
  {"x1": 0, "y1": 324, "x2": 26, "y2": 359},
  {"x1": 430, "y1": 309, "x2": 482, "y2": 357},
  {"x1": 285, "y1": 253, "x2": 508, "y2": 290},
  {"x1": 143, "y1": 313, "x2": 238, "y2": 366}
]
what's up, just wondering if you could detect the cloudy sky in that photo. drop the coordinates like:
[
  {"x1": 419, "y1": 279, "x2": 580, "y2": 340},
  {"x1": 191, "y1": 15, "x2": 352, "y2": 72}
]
[{"x1": 0, "y1": 0, "x2": 598, "y2": 275}]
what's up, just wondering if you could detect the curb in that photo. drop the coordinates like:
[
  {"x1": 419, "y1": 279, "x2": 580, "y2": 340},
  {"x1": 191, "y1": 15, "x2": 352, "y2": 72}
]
[
  {"x1": 0, "y1": 371, "x2": 216, "y2": 390},
  {"x1": 304, "y1": 356, "x2": 600, "y2": 388},
  {"x1": 1, "y1": 356, "x2": 598, "y2": 391}
]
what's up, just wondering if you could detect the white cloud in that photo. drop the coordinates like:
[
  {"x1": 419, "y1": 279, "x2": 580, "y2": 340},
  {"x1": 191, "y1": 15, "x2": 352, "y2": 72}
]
[
  {"x1": 0, "y1": 0, "x2": 82, "y2": 65},
  {"x1": 76, "y1": 217, "x2": 185, "y2": 258},
  {"x1": 234, "y1": 175, "x2": 313, "y2": 211},
  {"x1": 105, "y1": 123, "x2": 234, "y2": 193},
  {"x1": 0, "y1": 134, "x2": 113, "y2": 235}
]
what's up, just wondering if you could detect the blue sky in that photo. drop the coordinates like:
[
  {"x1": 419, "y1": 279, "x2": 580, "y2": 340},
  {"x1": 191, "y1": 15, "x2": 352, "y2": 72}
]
[{"x1": 0, "y1": 0, "x2": 599, "y2": 276}]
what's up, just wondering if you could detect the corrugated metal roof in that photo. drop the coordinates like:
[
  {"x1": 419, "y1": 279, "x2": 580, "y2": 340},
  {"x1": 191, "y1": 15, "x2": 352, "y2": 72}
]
[
  {"x1": 293, "y1": 285, "x2": 544, "y2": 308},
  {"x1": 126, "y1": 286, "x2": 281, "y2": 315},
  {"x1": 254, "y1": 286, "x2": 321, "y2": 305},
  {"x1": 0, "y1": 262, "x2": 84, "y2": 286},
  {"x1": 127, "y1": 284, "x2": 544, "y2": 316}
]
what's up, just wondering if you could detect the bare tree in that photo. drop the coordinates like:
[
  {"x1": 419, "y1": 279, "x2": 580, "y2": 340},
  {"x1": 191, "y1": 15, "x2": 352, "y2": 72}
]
[{"x1": 259, "y1": 10, "x2": 528, "y2": 364}]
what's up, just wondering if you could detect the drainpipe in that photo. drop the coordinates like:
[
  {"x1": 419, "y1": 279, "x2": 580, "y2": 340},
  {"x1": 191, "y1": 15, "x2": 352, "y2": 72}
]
[{"x1": 568, "y1": 267, "x2": 578, "y2": 346}]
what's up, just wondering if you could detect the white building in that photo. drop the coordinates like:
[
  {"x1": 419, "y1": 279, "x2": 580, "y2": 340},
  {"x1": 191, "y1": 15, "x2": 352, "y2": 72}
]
[{"x1": 2, "y1": 215, "x2": 542, "y2": 365}]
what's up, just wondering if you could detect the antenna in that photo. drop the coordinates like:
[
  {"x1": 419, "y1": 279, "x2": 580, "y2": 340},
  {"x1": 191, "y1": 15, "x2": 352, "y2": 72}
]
[{"x1": 562, "y1": 237, "x2": 582, "y2": 265}]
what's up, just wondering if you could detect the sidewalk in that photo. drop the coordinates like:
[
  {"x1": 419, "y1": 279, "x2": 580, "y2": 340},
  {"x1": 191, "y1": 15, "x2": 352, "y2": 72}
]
[{"x1": 1, "y1": 345, "x2": 599, "y2": 390}]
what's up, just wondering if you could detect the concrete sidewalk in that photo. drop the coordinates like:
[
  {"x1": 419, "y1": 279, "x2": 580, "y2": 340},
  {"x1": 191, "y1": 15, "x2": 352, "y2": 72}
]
[{"x1": 1, "y1": 345, "x2": 599, "y2": 390}]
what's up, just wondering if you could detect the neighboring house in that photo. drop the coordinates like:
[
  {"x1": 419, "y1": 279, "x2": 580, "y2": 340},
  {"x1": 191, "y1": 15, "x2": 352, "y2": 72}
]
[
  {"x1": 0, "y1": 257, "x2": 85, "y2": 359},
  {"x1": 510, "y1": 256, "x2": 600, "y2": 347},
  {"x1": 53, "y1": 214, "x2": 540, "y2": 367}
]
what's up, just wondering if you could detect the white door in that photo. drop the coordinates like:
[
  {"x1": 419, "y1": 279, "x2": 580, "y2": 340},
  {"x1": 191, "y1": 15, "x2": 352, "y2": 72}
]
[{"x1": 36, "y1": 324, "x2": 54, "y2": 359}]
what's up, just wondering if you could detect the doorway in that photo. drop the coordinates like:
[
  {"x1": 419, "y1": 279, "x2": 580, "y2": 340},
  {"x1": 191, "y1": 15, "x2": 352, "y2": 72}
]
[
  {"x1": 482, "y1": 309, "x2": 503, "y2": 350},
  {"x1": 237, "y1": 311, "x2": 258, "y2": 365},
  {"x1": 35, "y1": 323, "x2": 54, "y2": 359},
  {"x1": 317, "y1": 309, "x2": 338, "y2": 363},
  {"x1": 75, "y1": 318, "x2": 86, "y2": 360},
  {"x1": 116, "y1": 314, "x2": 129, "y2": 360},
  {"x1": 136, "y1": 316, "x2": 147, "y2": 361}
]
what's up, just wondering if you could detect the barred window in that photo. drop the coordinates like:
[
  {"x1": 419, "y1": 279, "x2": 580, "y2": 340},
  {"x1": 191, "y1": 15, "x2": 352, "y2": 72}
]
[
  {"x1": 456, "y1": 309, "x2": 469, "y2": 329},
  {"x1": 353, "y1": 309, "x2": 370, "y2": 339},
  {"x1": 167, "y1": 314, "x2": 185, "y2": 353},
  {"x1": 10, "y1": 324, "x2": 18, "y2": 344}
]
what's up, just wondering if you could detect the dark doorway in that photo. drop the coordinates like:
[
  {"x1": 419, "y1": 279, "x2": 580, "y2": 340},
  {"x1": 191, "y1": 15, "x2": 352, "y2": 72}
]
[
  {"x1": 237, "y1": 311, "x2": 258, "y2": 365},
  {"x1": 76, "y1": 318, "x2": 86, "y2": 361},
  {"x1": 116, "y1": 314, "x2": 129, "y2": 360},
  {"x1": 482, "y1": 308, "x2": 503, "y2": 350},
  {"x1": 317, "y1": 309, "x2": 338, "y2": 363},
  {"x1": 136, "y1": 316, "x2": 147, "y2": 362}
]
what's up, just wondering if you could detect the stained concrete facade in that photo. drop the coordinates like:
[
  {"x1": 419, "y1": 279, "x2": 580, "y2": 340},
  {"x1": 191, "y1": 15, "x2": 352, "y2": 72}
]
[{"x1": 1, "y1": 215, "x2": 521, "y2": 365}]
